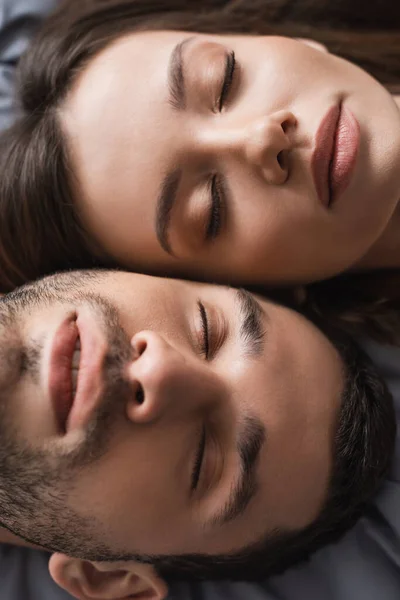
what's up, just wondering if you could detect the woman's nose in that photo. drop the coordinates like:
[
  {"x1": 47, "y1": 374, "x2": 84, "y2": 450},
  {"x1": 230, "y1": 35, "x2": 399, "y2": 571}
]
[
  {"x1": 199, "y1": 110, "x2": 296, "y2": 185},
  {"x1": 124, "y1": 330, "x2": 221, "y2": 424}
]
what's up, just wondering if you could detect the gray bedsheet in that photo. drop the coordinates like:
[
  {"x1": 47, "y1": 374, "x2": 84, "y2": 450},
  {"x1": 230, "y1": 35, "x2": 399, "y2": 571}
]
[{"x1": 0, "y1": 2, "x2": 399, "y2": 598}]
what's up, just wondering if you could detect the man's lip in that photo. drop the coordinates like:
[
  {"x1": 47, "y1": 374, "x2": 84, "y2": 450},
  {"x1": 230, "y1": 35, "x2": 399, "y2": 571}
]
[
  {"x1": 312, "y1": 104, "x2": 341, "y2": 208},
  {"x1": 66, "y1": 306, "x2": 107, "y2": 432},
  {"x1": 48, "y1": 315, "x2": 79, "y2": 433}
]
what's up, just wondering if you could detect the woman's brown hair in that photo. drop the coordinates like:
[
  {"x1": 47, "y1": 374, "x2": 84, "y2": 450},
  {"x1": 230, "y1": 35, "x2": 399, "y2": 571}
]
[{"x1": 0, "y1": 0, "x2": 399, "y2": 341}]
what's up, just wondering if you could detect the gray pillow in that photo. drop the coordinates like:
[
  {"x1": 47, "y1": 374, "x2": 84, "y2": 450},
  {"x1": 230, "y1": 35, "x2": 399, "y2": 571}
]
[{"x1": 0, "y1": 0, "x2": 60, "y2": 129}]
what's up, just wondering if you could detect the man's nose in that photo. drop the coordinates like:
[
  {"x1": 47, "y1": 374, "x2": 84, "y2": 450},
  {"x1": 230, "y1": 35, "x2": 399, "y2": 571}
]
[
  {"x1": 198, "y1": 110, "x2": 296, "y2": 185},
  {"x1": 124, "y1": 330, "x2": 221, "y2": 424}
]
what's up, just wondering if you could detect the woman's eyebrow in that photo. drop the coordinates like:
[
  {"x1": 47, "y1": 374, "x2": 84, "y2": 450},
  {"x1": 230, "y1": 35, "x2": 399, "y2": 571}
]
[
  {"x1": 168, "y1": 36, "x2": 196, "y2": 111},
  {"x1": 156, "y1": 36, "x2": 197, "y2": 253},
  {"x1": 155, "y1": 168, "x2": 181, "y2": 254}
]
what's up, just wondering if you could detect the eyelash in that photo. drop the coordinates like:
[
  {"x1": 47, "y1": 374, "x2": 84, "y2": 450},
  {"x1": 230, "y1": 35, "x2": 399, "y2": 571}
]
[
  {"x1": 198, "y1": 301, "x2": 210, "y2": 359},
  {"x1": 218, "y1": 50, "x2": 236, "y2": 112},
  {"x1": 206, "y1": 175, "x2": 224, "y2": 241},
  {"x1": 191, "y1": 424, "x2": 206, "y2": 492}
]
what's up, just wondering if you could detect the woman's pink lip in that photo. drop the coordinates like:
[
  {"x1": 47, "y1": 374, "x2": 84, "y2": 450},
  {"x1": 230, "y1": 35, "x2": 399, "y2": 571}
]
[
  {"x1": 48, "y1": 315, "x2": 79, "y2": 433},
  {"x1": 329, "y1": 107, "x2": 360, "y2": 202},
  {"x1": 312, "y1": 104, "x2": 341, "y2": 208},
  {"x1": 66, "y1": 306, "x2": 107, "y2": 432}
]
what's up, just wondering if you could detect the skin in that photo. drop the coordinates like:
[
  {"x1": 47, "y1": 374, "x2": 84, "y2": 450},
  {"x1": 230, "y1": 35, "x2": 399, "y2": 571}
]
[
  {"x1": 61, "y1": 32, "x2": 400, "y2": 285},
  {"x1": 0, "y1": 270, "x2": 342, "y2": 562}
]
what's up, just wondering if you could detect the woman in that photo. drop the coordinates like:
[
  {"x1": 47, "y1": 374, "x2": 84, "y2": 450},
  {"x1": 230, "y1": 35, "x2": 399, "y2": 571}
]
[{"x1": 0, "y1": 0, "x2": 399, "y2": 340}]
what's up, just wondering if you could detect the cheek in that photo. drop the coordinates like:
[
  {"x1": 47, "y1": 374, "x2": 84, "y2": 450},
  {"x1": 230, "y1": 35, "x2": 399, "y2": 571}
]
[
  {"x1": 228, "y1": 179, "x2": 280, "y2": 256},
  {"x1": 67, "y1": 426, "x2": 191, "y2": 552},
  {"x1": 240, "y1": 38, "x2": 327, "y2": 96},
  {"x1": 227, "y1": 175, "x2": 316, "y2": 262},
  {"x1": 10, "y1": 382, "x2": 56, "y2": 443}
]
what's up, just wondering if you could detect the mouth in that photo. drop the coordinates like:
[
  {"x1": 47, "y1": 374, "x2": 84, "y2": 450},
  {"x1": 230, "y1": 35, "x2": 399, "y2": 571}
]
[
  {"x1": 49, "y1": 315, "x2": 80, "y2": 433},
  {"x1": 49, "y1": 308, "x2": 106, "y2": 434},
  {"x1": 312, "y1": 103, "x2": 360, "y2": 207}
]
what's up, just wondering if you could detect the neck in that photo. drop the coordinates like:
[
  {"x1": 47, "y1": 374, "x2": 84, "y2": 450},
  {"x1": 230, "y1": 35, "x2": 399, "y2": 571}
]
[{"x1": 354, "y1": 201, "x2": 400, "y2": 271}]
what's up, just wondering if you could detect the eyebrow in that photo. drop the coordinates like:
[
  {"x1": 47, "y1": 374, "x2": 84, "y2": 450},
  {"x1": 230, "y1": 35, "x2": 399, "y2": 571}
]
[
  {"x1": 155, "y1": 168, "x2": 182, "y2": 254},
  {"x1": 236, "y1": 288, "x2": 267, "y2": 357},
  {"x1": 206, "y1": 290, "x2": 268, "y2": 528},
  {"x1": 167, "y1": 36, "x2": 194, "y2": 111},
  {"x1": 155, "y1": 37, "x2": 197, "y2": 254},
  {"x1": 209, "y1": 414, "x2": 266, "y2": 528}
]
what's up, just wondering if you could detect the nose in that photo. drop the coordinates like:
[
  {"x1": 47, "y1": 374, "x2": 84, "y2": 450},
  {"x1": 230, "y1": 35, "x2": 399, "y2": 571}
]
[
  {"x1": 125, "y1": 330, "x2": 221, "y2": 424},
  {"x1": 198, "y1": 110, "x2": 296, "y2": 185}
]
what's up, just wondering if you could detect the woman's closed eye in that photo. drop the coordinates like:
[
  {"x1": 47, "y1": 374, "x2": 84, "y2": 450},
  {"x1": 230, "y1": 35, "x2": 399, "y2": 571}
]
[
  {"x1": 217, "y1": 50, "x2": 236, "y2": 112},
  {"x1": 203, "y1": 50, "x2": 236, "y2": 242}
]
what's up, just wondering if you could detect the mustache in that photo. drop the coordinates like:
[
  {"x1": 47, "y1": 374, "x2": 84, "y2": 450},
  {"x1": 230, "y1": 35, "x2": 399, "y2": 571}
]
[
  {"x1": 50, "y1": 317, "x2": 134, "y2": 473},
  {"x1": 23, "y1": 293, "x2": 135, "y2": 463},
  {"x1": 0, "y1": 291, "x2": 135, "y2": 530},
  {"x1": 74, "y1": 299, "x2": 134, "y2": 463}
]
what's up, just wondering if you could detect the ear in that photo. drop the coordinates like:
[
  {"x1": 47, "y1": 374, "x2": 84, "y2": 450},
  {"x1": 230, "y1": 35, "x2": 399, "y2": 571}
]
[
  {"x1": 49, "y1": 553, "x2": 168, "y2": 600},
  {"x1": 295, "y1": 38, "x2": 329, "y2": 54}
]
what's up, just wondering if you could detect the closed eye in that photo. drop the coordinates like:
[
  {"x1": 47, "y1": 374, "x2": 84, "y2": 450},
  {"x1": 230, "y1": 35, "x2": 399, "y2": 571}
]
[
  {"x1": 198, "y1": 300, "x2": 210, "y2": 359},
  {"x1": 191, "y1": 424, "x2": 206, "y2": 491},
  {"x1": 218, "y1": 50, "x2": 236, "y2": 111},
  {"x1": 206, "y1": 175, "x2": 224, "y2": 241}
]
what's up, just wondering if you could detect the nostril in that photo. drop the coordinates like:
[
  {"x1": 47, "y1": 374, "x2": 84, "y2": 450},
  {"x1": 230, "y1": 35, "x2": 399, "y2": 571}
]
[
  {"x1": 277, "y1": 150, "x2": 285, "y2": 168},
  {"x1": 281, "y1": 113, "x2": 296, "y2": 133},
  {"x1": 132, "y1": 335, "x2": 147, "y2": 359},
  {"x1": 281, "y1": 121, "x2": 289, "y2": 134}
]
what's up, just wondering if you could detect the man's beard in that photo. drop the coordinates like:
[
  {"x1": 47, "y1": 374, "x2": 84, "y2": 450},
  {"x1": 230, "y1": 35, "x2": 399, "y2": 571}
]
[{"x1": 0, "y1": 291, "x2": 134, "y2": 528}]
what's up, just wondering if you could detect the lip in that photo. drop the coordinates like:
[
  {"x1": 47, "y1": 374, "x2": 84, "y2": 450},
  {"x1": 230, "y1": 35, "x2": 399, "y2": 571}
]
[
  {"x1": 329, "y1": 106, "x2": 360, "y2": 203},
  {"x1": 48, "y1": 315, "x2": 79, "y2": 433},
  {"x1": 312, "y1": 103, "x2": 360, "y2": 207},
  {"x1": 66, "y1": 306, "x2": 107, "y2": 432},
  {"x1": 48, "y1": 307, "x2": 107, "y2": 434}
]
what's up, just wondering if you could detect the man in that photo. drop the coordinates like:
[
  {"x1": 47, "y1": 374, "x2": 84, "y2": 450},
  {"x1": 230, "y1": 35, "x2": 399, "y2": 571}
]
[{"x1": 0, "y1": 269, "x2": 395, "y2": 600}]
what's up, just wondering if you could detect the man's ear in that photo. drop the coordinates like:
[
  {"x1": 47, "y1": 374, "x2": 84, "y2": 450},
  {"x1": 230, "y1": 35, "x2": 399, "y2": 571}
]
[
  {"x1": 295, "y1": 38, "x2": 329, "y2": 54},
  {"x1": 49, "y1": 553, "x2": 168, "y2": 600}
]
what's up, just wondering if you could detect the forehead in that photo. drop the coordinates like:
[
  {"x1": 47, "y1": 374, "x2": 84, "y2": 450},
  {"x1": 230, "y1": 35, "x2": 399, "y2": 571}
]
[
  {"x1": 62, "y1": 31, "x2": 189, "y2": 259},
  {"x1": 63, "y1": 30, "x2": 181, "y2": 183}
]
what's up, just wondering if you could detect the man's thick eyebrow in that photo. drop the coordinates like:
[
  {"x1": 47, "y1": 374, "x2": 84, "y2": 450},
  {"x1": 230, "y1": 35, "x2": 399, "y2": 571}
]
[
  {"x1": 209, "y1": 415, "x2": 266, "y2": 528},
  {"x1": 236, "y1": 288, "x2": 267, "y2": 357},
  {"x1": 155, "y1": 169, "x2": 182, "y2": 254},
  {"x1": 168, "y1": 36, "x2": 194, "y2": 111}
]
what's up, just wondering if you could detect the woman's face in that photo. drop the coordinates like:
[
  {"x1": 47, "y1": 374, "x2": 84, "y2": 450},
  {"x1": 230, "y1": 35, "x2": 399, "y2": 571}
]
[{"x1": 62, "y1": 32, "x2": 400, "y2": 284}]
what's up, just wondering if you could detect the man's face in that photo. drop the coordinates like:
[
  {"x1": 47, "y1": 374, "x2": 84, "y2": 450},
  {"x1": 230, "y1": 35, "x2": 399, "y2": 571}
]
[{"x1": 0, "y1": 270, "x2": 343, "y2": 557}]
